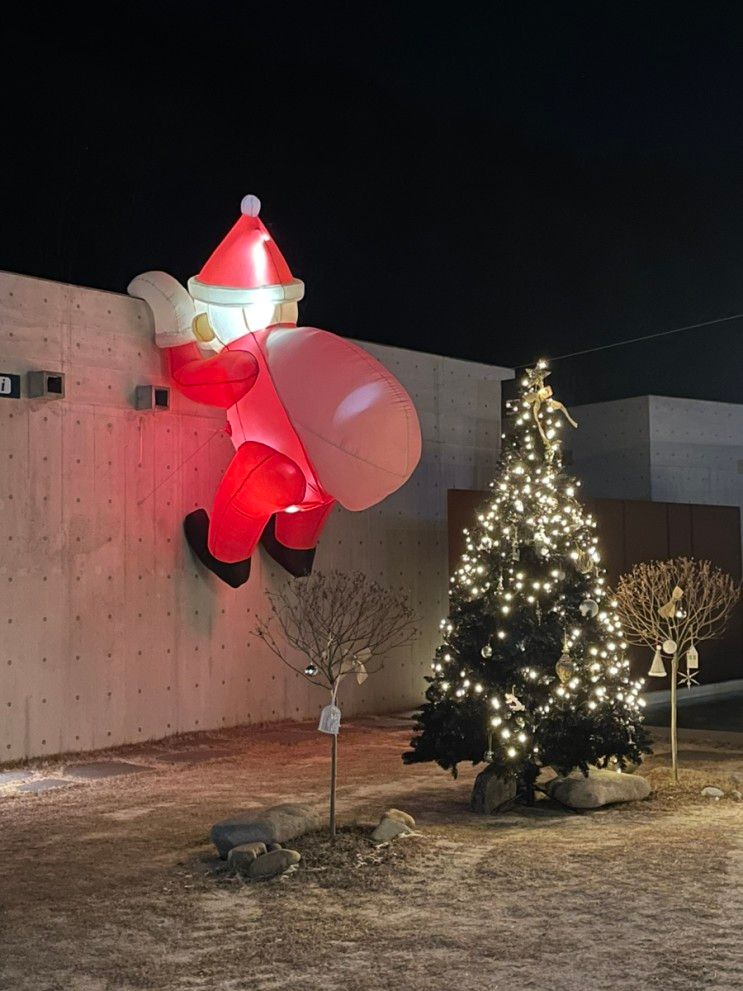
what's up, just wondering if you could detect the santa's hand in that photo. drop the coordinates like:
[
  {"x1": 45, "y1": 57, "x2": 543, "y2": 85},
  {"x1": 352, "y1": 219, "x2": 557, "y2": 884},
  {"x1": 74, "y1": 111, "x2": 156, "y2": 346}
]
[{"x1": 127, "y1": 271, "x2": 198, "y2": 348}]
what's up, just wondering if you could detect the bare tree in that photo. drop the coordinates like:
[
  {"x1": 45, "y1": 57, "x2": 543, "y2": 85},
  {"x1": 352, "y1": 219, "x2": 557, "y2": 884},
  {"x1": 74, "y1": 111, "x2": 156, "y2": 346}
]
[
  {"x1": 254, "y1": 570, "x2": 418, "y2": 840},
  {"x1": 614, "y1": 557, "x2": 740, "y2": 781}
]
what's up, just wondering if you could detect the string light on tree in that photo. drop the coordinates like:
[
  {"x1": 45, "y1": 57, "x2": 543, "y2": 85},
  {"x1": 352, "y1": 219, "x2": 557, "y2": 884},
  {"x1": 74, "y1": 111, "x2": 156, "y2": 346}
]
[{"x1": 405, "y1": 359, "x2": 651, "y2": 796}]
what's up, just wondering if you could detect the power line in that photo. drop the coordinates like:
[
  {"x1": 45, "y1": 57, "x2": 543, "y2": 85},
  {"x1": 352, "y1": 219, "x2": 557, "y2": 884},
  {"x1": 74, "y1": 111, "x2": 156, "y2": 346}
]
[{"x1": 516, "y1": 310, "x2": 743, "y2": 370}]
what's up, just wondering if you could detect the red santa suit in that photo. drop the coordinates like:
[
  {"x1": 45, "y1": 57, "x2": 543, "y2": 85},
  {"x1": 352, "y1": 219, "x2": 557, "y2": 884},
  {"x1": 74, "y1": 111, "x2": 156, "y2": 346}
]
[{"x1": 129, "y1": 195, "x2": 421, "y2": 584}]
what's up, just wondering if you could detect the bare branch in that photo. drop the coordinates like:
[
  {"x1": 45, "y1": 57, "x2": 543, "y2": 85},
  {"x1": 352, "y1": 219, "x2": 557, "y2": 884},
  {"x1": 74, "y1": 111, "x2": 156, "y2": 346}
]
[
  {"x1": 613, "y1": 557, "x2": 740, "y2": 660},
  {"x1": 252, "y1": 570, "x2": 419, "y2": 695}
]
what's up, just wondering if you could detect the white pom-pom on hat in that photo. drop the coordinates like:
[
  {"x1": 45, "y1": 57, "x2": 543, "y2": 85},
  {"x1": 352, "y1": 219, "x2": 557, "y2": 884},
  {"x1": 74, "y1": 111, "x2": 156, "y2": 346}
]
[{"x1": 240, "y1": 194, "x2": 261, "y2": 217}]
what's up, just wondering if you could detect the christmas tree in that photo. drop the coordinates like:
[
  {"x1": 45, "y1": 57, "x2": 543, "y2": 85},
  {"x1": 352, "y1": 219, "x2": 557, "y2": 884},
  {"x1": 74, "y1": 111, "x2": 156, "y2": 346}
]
[{"x1": 404, "y1": 360, "x2": 651, "y2": 793}]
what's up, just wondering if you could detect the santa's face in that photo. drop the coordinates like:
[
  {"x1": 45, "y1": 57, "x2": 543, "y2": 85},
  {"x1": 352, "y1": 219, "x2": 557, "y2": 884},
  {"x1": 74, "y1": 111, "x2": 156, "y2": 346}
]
[{"x1": 198, "y1": 300, "x2": 299, "y2": 349}]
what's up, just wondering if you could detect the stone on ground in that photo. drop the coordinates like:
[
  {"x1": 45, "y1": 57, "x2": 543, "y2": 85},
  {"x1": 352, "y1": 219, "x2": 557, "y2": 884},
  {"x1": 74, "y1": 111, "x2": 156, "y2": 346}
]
[
  {"x1": 64, "y1": 761, "x2": 151, "y2": 780},
  {"x1": 371, "y1": 815, "x2": 412, "y2": 842},
  {"x1": 536, "y1": 766, "x2": 558, "y2": 787},
  {"x1": 470, "y1": 765, "x2": 518, "y2": 814},
  {"x1": 247, "y1": 848, "x2": 301, "y2": 879},
  {"x1": 702, "y1": 786, "x2": 724, "y2": 799},
  {"x1": 17, "y1": 779, "x2": 71, "y2": 794},
  {"x1": 385, "y1": 808, "x2": 415, "y2": 828},
  {"x1": 227, "y1": 842, "x2": 267, "y2": 872},
  {"x1": 211, "y1": 803, "x2": 321, "y2": 858},
  {"x1": 548, "y1": 768, "x2": 651, "y2": 809},
  {"x1": 0, "y1": 770, "x2": 33, "y2": 786}
]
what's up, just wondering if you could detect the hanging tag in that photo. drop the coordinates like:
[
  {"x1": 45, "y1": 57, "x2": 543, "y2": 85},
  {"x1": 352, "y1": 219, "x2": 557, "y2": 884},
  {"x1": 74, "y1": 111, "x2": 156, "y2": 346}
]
[
  {"x1": 686, "y1": 644, "x2": 699, "y2": 671},
  {"x1": 318, "y1": 703, "x2": 341, "y2": 735}
]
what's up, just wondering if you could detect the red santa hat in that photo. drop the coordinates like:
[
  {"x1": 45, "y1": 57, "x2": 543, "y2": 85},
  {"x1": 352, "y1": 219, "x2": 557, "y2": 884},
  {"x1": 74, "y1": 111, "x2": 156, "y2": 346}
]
[{"x1": 188, "y1": 195, "x2": 305, "y2": 307}]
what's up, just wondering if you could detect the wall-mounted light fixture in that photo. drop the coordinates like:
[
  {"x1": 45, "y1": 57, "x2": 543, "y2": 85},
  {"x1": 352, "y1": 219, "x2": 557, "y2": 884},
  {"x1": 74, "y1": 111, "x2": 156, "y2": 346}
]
[
  {"x1": 135, "y1": 385, "x2": 170, "y2": 411},
  {"x1": 28, "y1": 370, "x2": 65, "y2": 399}
]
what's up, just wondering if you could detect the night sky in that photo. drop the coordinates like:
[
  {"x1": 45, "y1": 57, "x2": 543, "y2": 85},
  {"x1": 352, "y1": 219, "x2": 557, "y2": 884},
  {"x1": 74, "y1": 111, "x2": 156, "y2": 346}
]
[{"x1": 4, "y1": 3, "x2": 743, "y2": 406}]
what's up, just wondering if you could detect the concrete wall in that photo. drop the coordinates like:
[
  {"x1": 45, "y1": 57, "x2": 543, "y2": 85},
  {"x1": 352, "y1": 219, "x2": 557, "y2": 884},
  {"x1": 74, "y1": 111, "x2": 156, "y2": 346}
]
[
  {"x1": 571, "y1": 391, "x2": 743, "y2": 580},
  {"x1": 0, "y1": 271, "x2": 512, "y2": 762},
  {"x1": 571, "y1": 394, "x2": 743, "y2": 524},
  {"x1": 648, "y1": 395, "x2": 743, "y2": 512},
  {"x1": 566, "y1": 396, "x2": 652, "y2": 500}
]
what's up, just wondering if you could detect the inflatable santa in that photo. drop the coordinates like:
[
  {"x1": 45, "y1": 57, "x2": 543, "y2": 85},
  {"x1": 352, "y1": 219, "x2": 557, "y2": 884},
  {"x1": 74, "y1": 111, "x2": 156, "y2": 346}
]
[{"x1": 128, "y1": 195, "x2": 421, "y2": 587}]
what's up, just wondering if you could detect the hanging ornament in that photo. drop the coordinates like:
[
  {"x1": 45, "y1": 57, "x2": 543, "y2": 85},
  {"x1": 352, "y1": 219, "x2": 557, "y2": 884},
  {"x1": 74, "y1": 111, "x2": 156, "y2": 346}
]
[
  {"x1": 511, "y1": 459, "x2": 527, "y2": 476},
  {"x1": 555, "y1": 637, "x2": 575, "y2": 684},
  {"x1": 648, "y1": 647, "x2": 667, "y2": 677},
  {"x1": 555, "y1": 568, "x2": 566, "y2": 581},
  {"x1": 679, "y1": 645, "x2": 700, "y2": 688},
  {"x1": 535, "y1": 601, "x2": 542, "y2": 625},
  {"x1": 579, "y1": 599, "x2": 599, "y2": 618},
  {"x1": 304, "y1": 663, "x2": 319, "y2": 676},
  {"x1": 505, "y1": 690, "x2": 525, "y2": 711},
  {"x1": 496, "y1": 573, "x2": 504, "y2": 593},
  {"x1": 353, "y1": 647, "x2": 372, "y2": 685},
  {"x1": 484, "y1": 732, "x2": 494, "y2": 763},
  {"x1": 658, "y1": 586, "x2": 684, "y2": 619},
  {"x1": 662, "y1": 638, "x2": 677, "y2": 655},
  {"x1": 679, "y1": 640, "x2": 700, "y2": 688},
  {"x1": 481, "y1": 644, "x2": 493, "y2": 659},
  {"x1": 318, "y1": 703, "x2": 341, "y2": 735},
  {"x1": 575, "y1": 549, "x2": 594, "y2": 574}
]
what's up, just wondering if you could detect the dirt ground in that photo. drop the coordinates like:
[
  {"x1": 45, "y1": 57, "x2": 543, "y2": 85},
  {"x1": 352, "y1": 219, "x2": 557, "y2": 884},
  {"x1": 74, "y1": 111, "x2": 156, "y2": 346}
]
[{"x1": 2, "y1": 716, "x2": 743, "y2": 991}]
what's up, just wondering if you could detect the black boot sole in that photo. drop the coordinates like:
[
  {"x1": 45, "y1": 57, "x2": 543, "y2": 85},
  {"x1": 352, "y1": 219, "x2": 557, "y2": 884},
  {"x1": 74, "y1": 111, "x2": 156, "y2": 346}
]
[
  {"x1": 183, "y1": 509, "x2": 252, "y2": 588},
  {"x1": 260, "y1": 515, "x2": 316, "y2": 578}
]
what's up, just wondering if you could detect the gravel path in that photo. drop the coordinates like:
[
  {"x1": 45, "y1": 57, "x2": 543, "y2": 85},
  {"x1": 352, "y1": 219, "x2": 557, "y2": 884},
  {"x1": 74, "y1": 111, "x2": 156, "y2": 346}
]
[{"x1": 1, "y1": 718, "x2": 742, "y2": 991}]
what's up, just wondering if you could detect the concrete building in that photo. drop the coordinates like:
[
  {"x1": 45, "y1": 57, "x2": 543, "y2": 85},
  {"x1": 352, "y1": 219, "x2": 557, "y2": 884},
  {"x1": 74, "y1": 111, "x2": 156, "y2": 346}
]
[
  {"x1": 569, "y1": 394, "x2": 743, "y2": 531},
  {"x1": 0, "y1": 270, "x2": 512, "y2": 762}
]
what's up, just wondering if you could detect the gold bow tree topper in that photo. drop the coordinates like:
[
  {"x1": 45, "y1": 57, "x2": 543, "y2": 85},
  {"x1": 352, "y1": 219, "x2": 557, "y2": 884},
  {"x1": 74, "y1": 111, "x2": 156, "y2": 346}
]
[{"x1": 522, "y1": 361, "x2": 578, "y2": 454}]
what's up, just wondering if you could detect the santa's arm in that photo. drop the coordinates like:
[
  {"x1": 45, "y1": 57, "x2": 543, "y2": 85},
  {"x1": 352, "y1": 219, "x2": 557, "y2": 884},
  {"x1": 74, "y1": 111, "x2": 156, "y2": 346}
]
[
  {"x1": 128, "y1": 271, "x2": 258, "y2": 407},
  {"x1": 167, "y1": 344, "x2": 259, "y2": 408}
]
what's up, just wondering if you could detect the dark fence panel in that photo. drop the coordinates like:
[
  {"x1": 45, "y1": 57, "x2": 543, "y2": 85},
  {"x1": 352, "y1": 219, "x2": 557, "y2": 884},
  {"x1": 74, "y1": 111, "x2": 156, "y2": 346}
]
[{"x1": 448, "y1": 490, "x2": 742, "y2": 689}]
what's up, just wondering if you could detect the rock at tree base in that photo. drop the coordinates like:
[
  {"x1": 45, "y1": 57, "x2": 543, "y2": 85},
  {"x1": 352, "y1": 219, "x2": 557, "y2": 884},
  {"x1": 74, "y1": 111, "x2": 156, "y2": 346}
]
[
  {"x1": 385, "y1": 808, "x2": 415, "y2": 828},
  {"x1": 372, "y1": 816, "x2": 412, "y2": 842},
  {"x1": 247, "y1": 848, "x2": 301, "y2": 879},
  {"x1": 702, "y1": 786, "x2": 724, "y2": 799},
  {"x1": 211, "y1": 804, "x2": 321, "y2": 858},
  {"x1": 536, "y1": 767, "x2": 558, "y2": 788},
  {"x1": 227, "y1": 842, "x2": 267, "y2": 873},
  {"x1": 548, "y1": 769, "x2": 651, "y2": 809},
  {"x1": 267, "y1": 842, "x2": 283, "y2": 852},
  {"x1": 470, "y1": 766, "x2": 518, "y2": 814}
]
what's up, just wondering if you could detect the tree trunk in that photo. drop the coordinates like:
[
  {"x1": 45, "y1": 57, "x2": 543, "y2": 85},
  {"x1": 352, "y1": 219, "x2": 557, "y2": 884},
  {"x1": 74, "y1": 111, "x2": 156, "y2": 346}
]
[
  {"x1": 670, "y1": 653, "x2": 679, "y2": 783},
  {"x1": 329, "y1": 733, "x2": 338, "y2": 843}
]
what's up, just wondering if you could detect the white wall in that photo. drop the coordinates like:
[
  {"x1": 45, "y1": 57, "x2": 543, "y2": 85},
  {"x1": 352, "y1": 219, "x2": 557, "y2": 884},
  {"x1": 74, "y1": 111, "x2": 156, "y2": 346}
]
[
  {"x1": 570, "y1": 393, "x2": 743, "y2": 557},
  {"x1": 566, "y1": 396, "x2": 652, "y2": 500},
  {"x1": 648, "y1": 395, "x2": 743, "y2": 510},
  {"x1": 0, "y1": 271, "x2": 512, "y2": 762}
]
